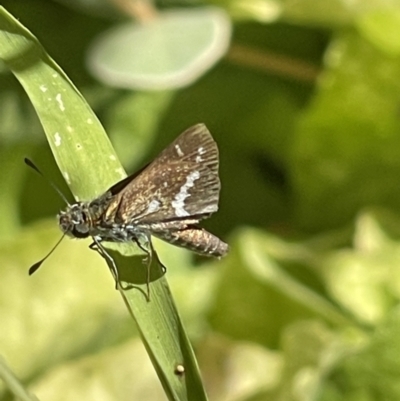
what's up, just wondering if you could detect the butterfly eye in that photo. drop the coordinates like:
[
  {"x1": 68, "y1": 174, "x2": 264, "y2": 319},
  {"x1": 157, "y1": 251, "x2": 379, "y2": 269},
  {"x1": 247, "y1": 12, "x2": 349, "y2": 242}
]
[
  {"x1": 58, "y1": 214, "x2": 72, "y2": 234},
  {"x1": 58, "y1": 206, "x2": 90, "y2": 238},
  {"x1": 72, "y1": 210, "x2": 89, "y2": 231}
]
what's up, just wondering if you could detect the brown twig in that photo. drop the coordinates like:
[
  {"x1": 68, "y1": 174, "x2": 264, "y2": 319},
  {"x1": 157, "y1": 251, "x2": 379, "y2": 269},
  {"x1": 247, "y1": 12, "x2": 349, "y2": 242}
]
[
  {"x1": 110, "y1": 0, "x2": 158, "y2": 22},
  {"x1": 227, "y1": 43, "x2": 320, "y2": 83}
]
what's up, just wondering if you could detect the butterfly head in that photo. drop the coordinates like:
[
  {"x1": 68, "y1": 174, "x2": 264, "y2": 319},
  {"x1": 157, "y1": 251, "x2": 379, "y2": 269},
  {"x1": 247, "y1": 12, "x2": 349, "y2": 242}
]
[{"x1": 58, "y1": 203, "x2": 91, "y2": 238}]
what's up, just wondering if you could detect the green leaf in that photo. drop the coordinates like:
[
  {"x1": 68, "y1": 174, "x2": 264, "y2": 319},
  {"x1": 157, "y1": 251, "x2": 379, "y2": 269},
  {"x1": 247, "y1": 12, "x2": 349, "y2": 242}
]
[
  {"x1": 281, "y1": 0, "x2": 352, "y2": 26},
  {"x1": 87, "y1": 7, "x2": 232, "y2": 90},
  {"x1": 292, "y1": 31, "x2": 400, "y2": 231},
  {"x1": 322, "y1": 211, "x2": 400, "y2": 325},
  {"x1": 276, "y1": 320, "x2": 364, "y2": 401},
  {"x1": 323, "y1": 308, "x2": 400, "y2": 400},
  {"x1": 208, "y1": 228, "x2": 343, "y2": 348},
  {"x1": 0, "y1": 6, "x2": 208, "y2": 401},
  {"x1": 224, "y1": 0, "x2": 282, "y2": 22},
  {"x1": 0, "y1": 6, "x2": 121, "y2": 200},
  {"x1": 357, "y1": 8, "x2": 400, "y2": 56}
]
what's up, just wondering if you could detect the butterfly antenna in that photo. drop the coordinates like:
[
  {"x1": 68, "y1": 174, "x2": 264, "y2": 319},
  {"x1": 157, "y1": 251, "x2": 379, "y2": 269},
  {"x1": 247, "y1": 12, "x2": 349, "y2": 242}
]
[
  {"x1": 24, "y1": 158, "x2": 70, "y2": 205},
  {"x1": 29, "y1": 233, "x2": 66, "y2": 275}
]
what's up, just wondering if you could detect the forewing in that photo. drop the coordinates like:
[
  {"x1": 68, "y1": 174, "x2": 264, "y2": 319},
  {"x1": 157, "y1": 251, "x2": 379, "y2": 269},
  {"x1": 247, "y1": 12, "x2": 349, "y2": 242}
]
[
  {"x1": 156, "y1": 123, "x2": 219, "y2": 172},
  {"x1": 110, "y1": 124, "x2": 221, "y2": 224}
]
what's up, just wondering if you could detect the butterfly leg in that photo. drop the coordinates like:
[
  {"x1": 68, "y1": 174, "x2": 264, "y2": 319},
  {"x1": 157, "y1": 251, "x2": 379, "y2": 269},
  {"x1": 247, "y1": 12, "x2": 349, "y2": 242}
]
[
  {"x1": 132, "y1": 235, "x2": 155, "y2": 300},
  {"x1": 89, "y1": 239, "x2": 121, "y2": 290},
  {"x1": 135, "y1": 236, "x2": 167, "y2": 274},
  {"x1": 131, "y1": 236, "x2": 167, "y2": 300}
]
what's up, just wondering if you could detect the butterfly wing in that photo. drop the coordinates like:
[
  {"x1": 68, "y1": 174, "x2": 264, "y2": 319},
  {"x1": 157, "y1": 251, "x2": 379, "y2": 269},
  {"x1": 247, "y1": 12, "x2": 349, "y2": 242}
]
[{"x1": 105, "y1": 124, "x2": 221, "y2": 224}]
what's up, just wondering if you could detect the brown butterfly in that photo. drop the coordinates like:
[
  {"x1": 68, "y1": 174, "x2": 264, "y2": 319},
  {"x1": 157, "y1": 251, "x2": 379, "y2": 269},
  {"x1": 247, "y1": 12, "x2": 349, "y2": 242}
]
[{"x1": 27, "y1": 124, "x2": 228, "y2": 294}]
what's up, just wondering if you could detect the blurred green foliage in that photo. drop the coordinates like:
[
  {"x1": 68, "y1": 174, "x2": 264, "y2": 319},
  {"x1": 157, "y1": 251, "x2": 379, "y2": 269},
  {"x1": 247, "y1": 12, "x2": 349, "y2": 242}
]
[{"x1": 2, "y1": 0, "x2": 400, "y2": 400}]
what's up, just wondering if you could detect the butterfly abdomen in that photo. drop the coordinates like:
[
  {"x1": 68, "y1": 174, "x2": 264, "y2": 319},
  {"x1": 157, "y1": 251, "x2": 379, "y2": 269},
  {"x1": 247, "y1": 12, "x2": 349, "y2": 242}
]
[{"x1": 161, "y1": 227, "x2": 228, "y2": 257}]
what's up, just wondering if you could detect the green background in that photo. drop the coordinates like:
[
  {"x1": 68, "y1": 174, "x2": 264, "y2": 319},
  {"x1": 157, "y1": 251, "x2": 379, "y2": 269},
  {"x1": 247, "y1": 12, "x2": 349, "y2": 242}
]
[{"x1": 2, "y1": 0, "x2": 400, "y2": 400}]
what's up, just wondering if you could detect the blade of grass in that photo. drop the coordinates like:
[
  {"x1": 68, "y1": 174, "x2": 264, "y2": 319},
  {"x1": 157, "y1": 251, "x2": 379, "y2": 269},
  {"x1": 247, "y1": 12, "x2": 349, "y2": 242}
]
[
  {"x1": 0, "y1": 6, "x2": 207, "y2": 401},
  {"x1": 0, "y1": 356, "x2": 39, "y2": 401}
]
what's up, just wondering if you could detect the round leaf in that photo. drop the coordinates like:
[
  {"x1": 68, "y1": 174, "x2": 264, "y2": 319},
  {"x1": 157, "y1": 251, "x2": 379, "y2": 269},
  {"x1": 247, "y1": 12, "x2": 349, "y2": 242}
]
[{"x1": 87, "y1": 7, "x2": 232, "y2": 90}]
